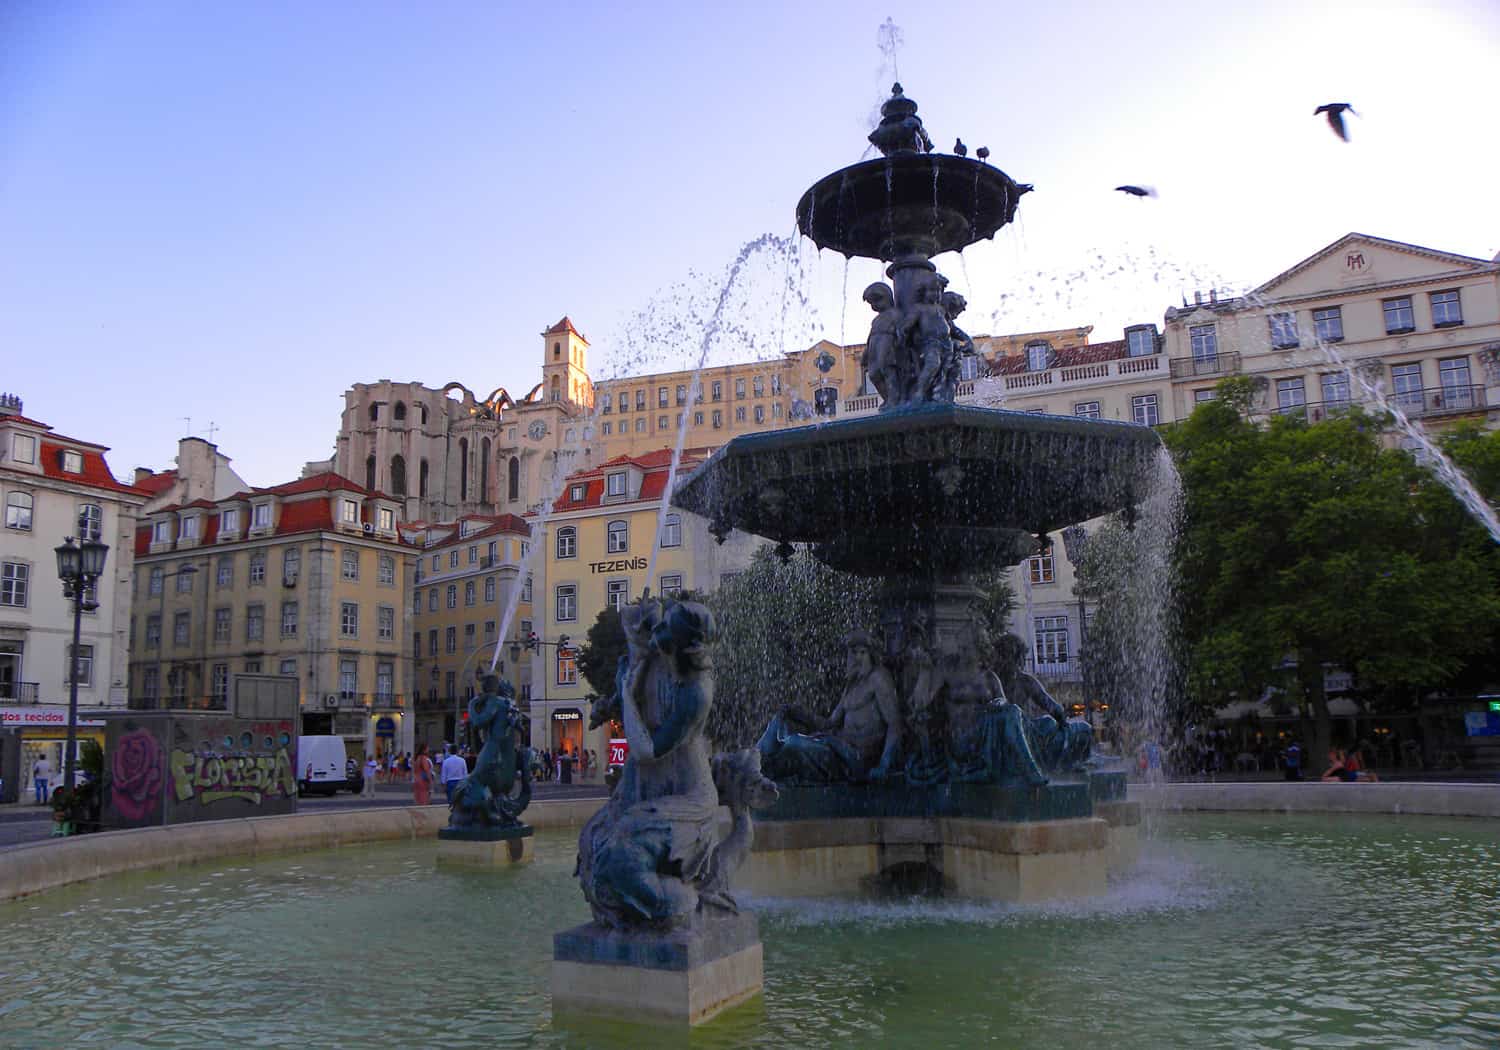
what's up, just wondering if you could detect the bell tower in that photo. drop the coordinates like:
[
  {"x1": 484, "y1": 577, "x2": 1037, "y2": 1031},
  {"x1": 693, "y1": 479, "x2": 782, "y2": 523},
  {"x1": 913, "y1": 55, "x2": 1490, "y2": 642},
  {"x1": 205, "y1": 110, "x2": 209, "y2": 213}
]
[{"x1": 541, "y1": 316, "x2": 592, "y2": 410}]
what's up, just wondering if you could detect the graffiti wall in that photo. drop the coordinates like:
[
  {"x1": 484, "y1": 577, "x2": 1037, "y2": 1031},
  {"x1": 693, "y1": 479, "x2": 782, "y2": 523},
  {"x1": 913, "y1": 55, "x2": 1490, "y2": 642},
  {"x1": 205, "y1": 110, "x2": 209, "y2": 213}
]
[{"x1": 103, "y1": 713, "x2": 298, "y2": 828}]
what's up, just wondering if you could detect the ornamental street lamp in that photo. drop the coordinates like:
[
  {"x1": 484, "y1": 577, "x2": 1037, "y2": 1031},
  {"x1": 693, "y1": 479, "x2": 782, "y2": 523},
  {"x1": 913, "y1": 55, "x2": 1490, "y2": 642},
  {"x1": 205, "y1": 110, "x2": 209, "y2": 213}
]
[{"x1": 54, "y1": 512, "x2": 110, "y2": 801}]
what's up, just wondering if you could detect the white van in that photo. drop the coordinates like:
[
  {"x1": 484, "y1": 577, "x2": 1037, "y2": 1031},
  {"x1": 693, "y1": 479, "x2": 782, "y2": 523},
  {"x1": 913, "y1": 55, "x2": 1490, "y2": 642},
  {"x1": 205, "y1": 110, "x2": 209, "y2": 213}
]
[{"x1": 296, "y1": 736, "x2": 351, "y2": 796}]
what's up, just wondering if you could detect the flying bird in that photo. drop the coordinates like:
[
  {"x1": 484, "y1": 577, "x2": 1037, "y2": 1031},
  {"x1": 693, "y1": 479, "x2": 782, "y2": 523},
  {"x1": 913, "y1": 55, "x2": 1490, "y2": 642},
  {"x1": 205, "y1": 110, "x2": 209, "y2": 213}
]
[
  {"x1": 975, "y1": 146, "x2": 989, "y2": 163},
  {"x1": 954, "y1": 138, "x2": 967, "y2": 158},
  {"x1": 1114, "y1": 185, "x2": 1157, "y2": 198},
  {"x1": 1314, "y1": 103, "x2": 1356, "y2": 142}
]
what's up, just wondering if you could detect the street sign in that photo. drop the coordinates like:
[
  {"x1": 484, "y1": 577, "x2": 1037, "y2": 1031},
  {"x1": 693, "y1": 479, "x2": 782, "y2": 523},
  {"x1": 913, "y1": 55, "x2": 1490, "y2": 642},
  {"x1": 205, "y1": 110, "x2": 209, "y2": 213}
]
[
  {"x1": 608, "y1": 737, "x2": 628, "y2": 768},
  {"x1": 375, "y1": 716, "x2": 396, "y2": 737}
]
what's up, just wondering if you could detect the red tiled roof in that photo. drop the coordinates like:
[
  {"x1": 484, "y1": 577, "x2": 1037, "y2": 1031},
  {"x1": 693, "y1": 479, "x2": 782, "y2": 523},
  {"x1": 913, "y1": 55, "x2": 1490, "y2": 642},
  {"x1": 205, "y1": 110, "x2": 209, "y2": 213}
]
[
  {"x1": 987, "y1": 339, "x2": 1130, "y2": 375},
  {"x1": 37, "y1": 440, "x2": 146, "y2": 497},
  {"x1": 551, "y1": 447, "x2": 707, "y2": 511},
  {"x1": 134, "y1": 470, "x2": 178, "y2": 496},
  {"x1": 542, "y1": 316, "x2": 587, "y2": 341}
]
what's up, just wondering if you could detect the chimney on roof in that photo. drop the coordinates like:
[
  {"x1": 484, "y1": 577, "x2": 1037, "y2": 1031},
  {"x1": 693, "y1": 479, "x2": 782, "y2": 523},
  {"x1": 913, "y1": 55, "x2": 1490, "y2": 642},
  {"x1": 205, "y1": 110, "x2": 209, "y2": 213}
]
[
  {"x1": 1209, "y1": 289, "x2": 1218, "y2": 304},
  {"x1": 134, "y1": 468, "x2": 155, "y2": 484},
  {"x1": 1193, "y1": 291, "x2": 1202, "y2": 305},
  {"x1": 0, "y1": 393, "x2": 21, "y2": 417}
]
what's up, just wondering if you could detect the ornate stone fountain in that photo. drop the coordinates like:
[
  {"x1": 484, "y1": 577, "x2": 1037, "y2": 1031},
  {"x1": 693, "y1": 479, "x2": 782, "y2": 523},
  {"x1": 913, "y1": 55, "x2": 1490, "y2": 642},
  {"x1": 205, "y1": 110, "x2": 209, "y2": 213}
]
[{"x1": 555, "y1": 85, "x2": 1157, "y2": 1028}]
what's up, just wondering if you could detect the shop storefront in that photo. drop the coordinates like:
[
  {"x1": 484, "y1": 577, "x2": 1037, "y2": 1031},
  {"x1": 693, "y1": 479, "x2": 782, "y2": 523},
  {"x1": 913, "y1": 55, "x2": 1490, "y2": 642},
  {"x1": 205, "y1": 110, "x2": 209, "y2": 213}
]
[
  {"x1": 550, "y1": 708, "x2": 584, "y2": 758},
  {"x1": 1, "y1": 705, "x2": 107, "y2": 804}
]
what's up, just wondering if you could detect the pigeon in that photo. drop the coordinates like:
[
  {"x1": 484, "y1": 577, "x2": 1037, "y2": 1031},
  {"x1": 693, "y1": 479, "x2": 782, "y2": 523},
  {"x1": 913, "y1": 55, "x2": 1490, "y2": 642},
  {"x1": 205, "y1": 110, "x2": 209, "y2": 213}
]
[
  {"x1": 1314, "y1": 103, "x2": 1356, "y2": 142},
  {"x1": 975, "y1": 146, "x2": 989, "y2": 163},
  {"x1": 954, "y1": 138, "x2": 967, "y2": 158},
  {"x1": 1114, "y1": 185, "x2": 1157, "y2": 198}
]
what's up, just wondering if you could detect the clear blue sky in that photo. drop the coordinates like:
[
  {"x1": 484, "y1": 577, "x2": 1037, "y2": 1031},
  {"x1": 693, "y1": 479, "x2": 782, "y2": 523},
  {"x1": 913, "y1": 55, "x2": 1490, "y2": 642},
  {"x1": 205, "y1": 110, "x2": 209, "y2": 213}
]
[{"x1": 3, "y1": 0, "x2": 1497, "y2": 485}]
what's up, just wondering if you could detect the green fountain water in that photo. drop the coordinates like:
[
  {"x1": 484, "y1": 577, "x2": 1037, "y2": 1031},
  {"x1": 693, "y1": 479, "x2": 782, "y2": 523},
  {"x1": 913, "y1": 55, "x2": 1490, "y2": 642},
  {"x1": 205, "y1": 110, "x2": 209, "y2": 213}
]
[{"x1": 2, "y1": 813, "x2": 1496, "y2": 1047}]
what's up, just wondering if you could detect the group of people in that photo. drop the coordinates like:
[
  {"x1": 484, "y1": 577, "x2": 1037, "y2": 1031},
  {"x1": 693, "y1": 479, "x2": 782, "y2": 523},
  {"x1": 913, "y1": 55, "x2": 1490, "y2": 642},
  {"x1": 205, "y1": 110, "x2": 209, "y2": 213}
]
[{"x1": 531, "y1": 747, "x2": 600, "y2": 784}]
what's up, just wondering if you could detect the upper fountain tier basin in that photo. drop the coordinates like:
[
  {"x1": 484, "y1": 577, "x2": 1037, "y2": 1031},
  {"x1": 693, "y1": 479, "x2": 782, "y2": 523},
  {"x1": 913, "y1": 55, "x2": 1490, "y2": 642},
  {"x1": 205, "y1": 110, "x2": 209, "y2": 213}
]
[
  {"x1": 671, "y1": 403, "x2": 1162, "y2": 577},
  {"x1": 795, "y1": 153, "x2": 1027, "y2": 261}
]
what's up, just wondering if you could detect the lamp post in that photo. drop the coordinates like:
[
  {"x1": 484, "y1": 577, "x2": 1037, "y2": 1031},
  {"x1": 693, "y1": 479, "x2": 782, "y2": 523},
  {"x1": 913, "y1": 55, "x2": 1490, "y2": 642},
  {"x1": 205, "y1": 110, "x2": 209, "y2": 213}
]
[
  {"x1": 54, "y1": 512, "x2": 109, "y2": 797},
  {"x1": 152, "y1": 562, "x2": 198, "y2": 710}
]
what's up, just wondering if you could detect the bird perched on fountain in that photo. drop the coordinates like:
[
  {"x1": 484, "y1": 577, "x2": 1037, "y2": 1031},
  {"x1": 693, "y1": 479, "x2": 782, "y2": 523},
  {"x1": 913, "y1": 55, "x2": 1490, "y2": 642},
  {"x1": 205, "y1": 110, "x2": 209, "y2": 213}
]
[
  {"x1": 1314, "y1": 103, "x2": 1357, "y2": 142},
  {"x1": 975, "y1": 146, "x2": 989, "y2": 163},
  {"x1": 1114, "y1": 185, "x2": 1157, "y2": 198},
  {"x1": 954, "y1": 138, "x2": 967, "y2": 158}
]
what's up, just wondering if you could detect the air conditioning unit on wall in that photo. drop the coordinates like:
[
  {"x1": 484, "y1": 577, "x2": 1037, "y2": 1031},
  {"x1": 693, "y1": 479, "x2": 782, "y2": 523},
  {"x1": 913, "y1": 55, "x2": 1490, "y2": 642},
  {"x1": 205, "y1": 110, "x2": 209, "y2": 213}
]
[{"x1": 323, "y1": 694, "x2": 339, "y2": 709}]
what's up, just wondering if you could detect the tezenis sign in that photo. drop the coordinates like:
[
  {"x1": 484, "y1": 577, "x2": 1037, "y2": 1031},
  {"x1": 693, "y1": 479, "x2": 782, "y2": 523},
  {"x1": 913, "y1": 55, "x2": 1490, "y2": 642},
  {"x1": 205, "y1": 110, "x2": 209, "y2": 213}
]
[{"x1": 589, "y1": 558, "x2": 647, "y2": 574}]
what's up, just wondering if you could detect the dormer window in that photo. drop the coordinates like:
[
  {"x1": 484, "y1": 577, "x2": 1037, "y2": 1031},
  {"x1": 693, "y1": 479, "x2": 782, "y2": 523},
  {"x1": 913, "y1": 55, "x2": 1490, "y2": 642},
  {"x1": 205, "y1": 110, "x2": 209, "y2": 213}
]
[
  {"x1": 340, "y1": 499, "x2": 359, "y2": 524},
  {"x1": 606, "y1": 472, "x2": 627, "y2": 498},
  {"x1": 378, "y1": 507, "x2": 395, "y2": 531},
  {"x1": 181, "y1": 515, "x2": 199, "y2": 540},
  {"x1": 570, "y1": 484, "x2": 585, "y2": 503},
  {"x1": 12, "y1": 434, "x2": 35, "y2": 464},
  {"x1": 251, "y1": 502, "x2": 272, "y2": 529},
  {"x1": 1025, "y1": 341, "x2": 1052, "y2": 372},
  {"x1": 220, "y1": 508, "x2": 240, "y2": 533},
  {"x1": 1125, "y1": 326, "x2": 1158, "y2": 358},
  {"x1": 152, "y1": 519, "x2": 170, "y2": 544},
  {"x1": 61, "y1": 449, "x2": 83, "y2": 473}
]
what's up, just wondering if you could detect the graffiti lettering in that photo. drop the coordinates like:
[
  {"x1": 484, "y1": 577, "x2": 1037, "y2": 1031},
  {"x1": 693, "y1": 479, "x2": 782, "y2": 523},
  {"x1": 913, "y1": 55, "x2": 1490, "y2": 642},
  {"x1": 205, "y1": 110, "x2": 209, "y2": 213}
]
[{"x1": 169, "y1": 747, "x2": 296, "y2": 806}]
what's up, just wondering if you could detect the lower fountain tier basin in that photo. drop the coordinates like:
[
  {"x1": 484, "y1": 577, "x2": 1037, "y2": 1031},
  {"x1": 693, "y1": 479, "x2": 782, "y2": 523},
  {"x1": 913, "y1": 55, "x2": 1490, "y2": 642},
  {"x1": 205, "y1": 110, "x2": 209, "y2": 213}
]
[{"x1": 671, "y1": 403, "x2": 1161, "y2": 575}]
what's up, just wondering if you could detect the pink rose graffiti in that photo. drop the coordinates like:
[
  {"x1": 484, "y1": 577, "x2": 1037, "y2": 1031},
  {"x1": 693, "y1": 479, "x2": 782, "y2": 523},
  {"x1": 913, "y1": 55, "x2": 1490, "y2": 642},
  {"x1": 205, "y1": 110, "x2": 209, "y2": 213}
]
[{"x1": 111, "y1": 728, "x2": 164, "y2": 822}]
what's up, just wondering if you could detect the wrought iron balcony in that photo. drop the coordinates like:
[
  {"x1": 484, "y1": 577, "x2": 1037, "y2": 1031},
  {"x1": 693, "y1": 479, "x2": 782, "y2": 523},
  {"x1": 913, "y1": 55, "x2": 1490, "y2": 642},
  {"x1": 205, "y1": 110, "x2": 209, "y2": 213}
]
[
  {"x1": 0, "y1": 681, "x2": 40, "y2": 703},
  {"x1": 1169, "y1": 351, "x2": 1242, "y2": 380},
  {"x1": 1270, "y1": 399, "x2": 1356, "y2": 422}
]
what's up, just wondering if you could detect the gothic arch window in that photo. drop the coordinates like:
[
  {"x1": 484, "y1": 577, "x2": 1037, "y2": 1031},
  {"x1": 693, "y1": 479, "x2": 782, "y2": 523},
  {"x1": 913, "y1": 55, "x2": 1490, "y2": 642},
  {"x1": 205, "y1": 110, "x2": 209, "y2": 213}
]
[
  {"x1": 458, "y1": 438, "x2": 469, "y2": 502},
  {"x1": 393, "y1": 401, "x2": 406, "y2": 421},
  {"x1": 369, "y1": 403, "x2": 379, "y2": 422},
  {"x1": 419, "y1": 458, "x2": 429, "y2": 498},
  {"x1": 479, "y1": 438, "x2": 491, "y2": 503},
  {"x1": 508, "y1": 456, "x2": 520, "y2": 502},
  {"x1": 390, "y1": 455, "x2": 406, "y2": 496},
  {"x1": 365, "y1": 454, "x2": 376, "y2": 491}
]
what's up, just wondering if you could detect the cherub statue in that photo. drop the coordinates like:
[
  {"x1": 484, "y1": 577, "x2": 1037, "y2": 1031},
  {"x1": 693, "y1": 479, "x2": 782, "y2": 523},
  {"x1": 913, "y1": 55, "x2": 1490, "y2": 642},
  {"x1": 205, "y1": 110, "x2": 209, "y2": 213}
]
[
  {"x1": 910, "y1": 275, "x2": 954, "y2": 403},
  {"x1": 861, "y1": 282, "x2": 909, "y2": 407},
  {"x1": 939, "y1": 290, "x2": 976, "y2": 402}
]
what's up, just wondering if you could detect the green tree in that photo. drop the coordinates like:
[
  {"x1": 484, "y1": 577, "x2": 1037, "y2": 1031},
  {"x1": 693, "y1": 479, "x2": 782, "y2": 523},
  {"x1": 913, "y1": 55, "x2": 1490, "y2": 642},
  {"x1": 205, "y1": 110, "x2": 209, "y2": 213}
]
[
  {"x1": 1164, "y1": 392, "x2": 1500, "y2": 761},
  {"x1": 576, "y1": 606, "x2": 625, "y2": 699}
]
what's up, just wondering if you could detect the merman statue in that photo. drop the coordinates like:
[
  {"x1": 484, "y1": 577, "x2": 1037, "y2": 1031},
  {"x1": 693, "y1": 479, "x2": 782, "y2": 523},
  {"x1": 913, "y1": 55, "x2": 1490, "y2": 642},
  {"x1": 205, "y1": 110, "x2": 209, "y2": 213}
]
[{"x1": 447, "y1": 674, "x2": 531, "y2": 830}]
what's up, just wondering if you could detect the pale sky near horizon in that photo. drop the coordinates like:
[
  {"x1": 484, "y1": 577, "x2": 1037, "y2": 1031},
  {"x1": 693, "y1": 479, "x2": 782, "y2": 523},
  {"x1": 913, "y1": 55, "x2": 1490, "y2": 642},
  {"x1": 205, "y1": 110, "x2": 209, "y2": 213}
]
[{"x1": 3, "y1": 0, "x2": 1497, "y2": 487}]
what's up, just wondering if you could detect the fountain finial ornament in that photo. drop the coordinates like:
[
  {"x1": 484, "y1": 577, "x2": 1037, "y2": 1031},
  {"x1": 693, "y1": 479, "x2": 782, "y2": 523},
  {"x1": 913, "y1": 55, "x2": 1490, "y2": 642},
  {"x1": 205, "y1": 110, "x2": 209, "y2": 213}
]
[{"x1": 868, "y1": 82, "x2": 934, "y2": 157}]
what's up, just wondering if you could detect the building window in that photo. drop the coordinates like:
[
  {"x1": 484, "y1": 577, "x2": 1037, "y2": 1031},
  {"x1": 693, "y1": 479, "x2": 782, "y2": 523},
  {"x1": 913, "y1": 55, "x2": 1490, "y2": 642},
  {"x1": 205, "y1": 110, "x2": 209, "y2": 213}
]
[
  {"x1": 606, "y1": 579, "x2": 630, "y2": 611},
  {"x1": 633, "y1": 418, "x2": 643, "y2": 433},
  {"x1": 691, "y1": 411, "x2": 703, "y2": 426},
  {"x1": 1188, "y1": 325, "x2": 1218, "y2": 369},
  {"x1": 569, "y1": 484, "x2": 585, "y2": 503},
  {"x1": 378, "y1": 554, "x2": 394, "y2": 586},
  {"x1": 210, "y1": 663, "x2": 228, "y2": 703},
  {"x1": 1268, "y1": 313, "x2": 1299, "y2": 349},
  {"x1": 64, "y1": 644, "x2": 94, "y2": 686},
  {"x1": 772, "y1": 402, "x2": 783, "y2": 419},
  {"x1": 428, "y1": 629, "x2": 438, "y2": 657},
  {"x1": 484, "y1": 576, "x2": 496, "y2": 602},
  {"x1": 617, "y1": 392, "x2": 628, "y2": 413},
  {"x1": 249, "y1": 552, "x2": 266, "y2": 585},
  {"x1": 378, "y1": 507, "x2": 395, "y2": 531},
  {"x1": 378, "y1": 605, "x2": 394, "y2": 641},
  {"x1": 58, "y1": 449, "x2": 83, "y2": 474},
  {"x1": 146, "y1": 566, "x2": 162, "y2": 596},
  {"x1": 445, "y1": 626, "x2": 457, "y2": 654},
  {"x1": 174, "y1": 611, "x2": 191, "y2": 646},
  {"x1": 78, "y1": 504, "x2": 103, "y2": 542},
  {"x1": 281, "y1": 601, "x2": 298, "y2": 638},
  {"x1": 340, "y1": 499, "x2": 359, "y2": 525},
  {"x1": 657, "y1": 386, "x2": 668, "y2": 408},
  {"x1": 1438, "y1": 357, "x2": 1475, "y2": 410},
  {"x1": 449, "y1": 550, "x2": 459, "y2": 569},
  {"x1": 245, "y1": 603, "x2": 264, "y2": 642},
  {"x1": 1073, "y1": 401, "x2": 1100, "y2": 421},
  {"x1": 1276, "y1": 376, "x2": 1307, "y2": 415},
  {"x1": 607, "y1": 472, "x2": 626, "y2": 497},
  {"x1": 660, "y1": 574, "x2": 683, "y2": 596},
  {"x1": 1320, "y1": 372, "x2": 1351, "y2": 406},
  {"x1": 376, "y1": 661, "x2": 394, "y2": 703},
  {"x1": 428, "y1": 588, "x2": 439, "y2": 612},
  {"x1": 634, "y1": 389, "x2": 646, "y2": 411},
  {"x1": 341, "y1": 602, "x2": 359, "y2": 638},
  {"x1": 463, "y1": 623, "x2": 476, "y2": 651},
  {"x1": 708, "y1": 380, "x2": 722, "y2": 402},
  {"x1": 1390, "y1": 363, "x2": 1423, "y2": 412},
  {"x1": 711, "y1": 410, "x2": 723, "y2": 429},
  {"x1": 607, "y1": 520, "x2": 629, "y2": 553},
  {"x1": 11, "y1": 433, "x2": 35, "y2": 464},
  {"x1": 557, "y1": 647, "x2": 578, "y2": 686},
  {"x1": 601, "y1": 393, "x2": 612, "y2": 415},
  {"x1": 556, "y1": 526, "x2": 577, "y2": 559},
  {"x1": 1034, "y1": 615, "x2": 1069, "y2": 665},
  {"x1": 1383, "y1": 296, "x2": 1415, "y2": 334},
  {"x1": 251, "y1": 503, "x2": 272, "y2": 529},
  {"x1": 279, "y1": 658, "x2": 297, "y2": 677},
  {"x1": 735, "y1": 406, "x2": 747, "y2": 423},
  {"x1": 522, "y1": 574, "x2": 532, "y2": 603},
  {"x1": 211, "y1": 556, "x2": 230, "y2": 588},
  {"x1": 143, "y1": 614, "x2": 161, "y2": 649},
  {"x1": 602, "y1": 422, "x2": 612, "y2": 436},
  {"x1": 413, "y1": 591, "x2": 422, "y2": 616},
  {"x1": 676, "y1": 384, "x2": 687, "y2": 405},
  {"x1": 341, "y1": 549, "x2": 358, "y2": 581},
  {"x1": 1430, "y1": 290, "x2": 1462, "y2": 328},
  {"x1": 1025, "y1": 341, "x2": 1052, "y2": 371},
  {"x1": 1028, "y1": 545, "x2": 1054, "y2": 585},
  {"x1": 1308, "y1": 306, "x2": 1342, "y2": 343},
  {"x1": 464, "y1": 580, "x2": 476, "y2": 606},
  {"x1": 175, "y1": 567, "x2": 194, "y2": 593},
  {"x1": 182, "y1": 515, "x2": 203, "y2": 541},
  {"x1": 660, "y1": 513, "x2": 682, "y2": 548},
  {"x1": 484, "y1": 619, "x2": 496, "y2": 641},
  {"x1": 556, "y1": 584, "x2": 577, "y2": 622},
  {"x1": 0, "y1": 561, "x2": 28, "y2": 607},
  {"x1": 141, "y1": 666, "x2": 159, "y2": 700},
  {"x1": 467, "y1": 545, "x2": 478, "y2": 564},
  {"x1": 733, "y1": 378, "x2": 745, "y2": 400},
  {"x1": 214, "y1": 607, "x2": 232, "y2": 642},
  {"x1": 151, "y1": 520, "x2": 169, "y2": 544},
  {"x1": 339, "y1": 659, "x2": 358, "y2": 700},
  {"x1": 4, "y1": 491, "x2": 32, "y2": 531},
  {"x1": 282, "y1": 547, "x2": 299, "y2": 583},
  {"x1": 446, "y1": 584, "x2": 457, "y2": 609},
  {"x1": 219, "y1": 507, "x2": 239, "y2": 535},
  {"x1": 1131, "y1": 394, "x2": 1160, "y2": 426},
  {"x1": 1125, "y1": 326, "x2": 1156, "y2": 357}
]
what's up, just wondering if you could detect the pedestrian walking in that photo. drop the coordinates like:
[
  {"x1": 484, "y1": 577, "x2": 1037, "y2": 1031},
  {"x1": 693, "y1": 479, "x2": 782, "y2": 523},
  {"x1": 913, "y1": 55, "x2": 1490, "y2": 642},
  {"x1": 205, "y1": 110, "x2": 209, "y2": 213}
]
[
  {"x1": 440, "y1": 748, "x2": 468, "y2": 804},
  {"x1": 362, "y1": 754, "x2": 378, "y2": 798},
  {"x1": 31, "y1": 753, "x2": 52, "y2": 804},
  {"x1": 413, "y1": 745, "x2": 434, "y2": 806}
]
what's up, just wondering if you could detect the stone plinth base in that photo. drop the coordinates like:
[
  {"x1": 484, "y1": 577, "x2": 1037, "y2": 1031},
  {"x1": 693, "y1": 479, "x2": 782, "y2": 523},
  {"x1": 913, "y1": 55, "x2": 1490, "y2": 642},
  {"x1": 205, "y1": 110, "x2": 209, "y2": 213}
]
[
  {"x1": 552, "y1": 913, "x2": 763, "y2": 1025},
  {"x1": 1095, "y1": 800, "x2": 1142, "y2": 871},
  {"x1": 435, "y1": 824, "x2": 533, "y2": 867},
  {"x1": 741, "y1": 815, "x2": 1116, "y2": 903}
]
